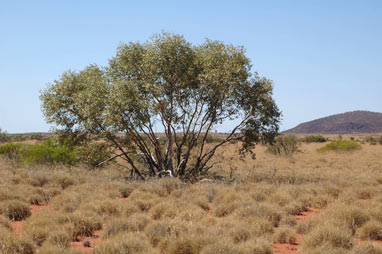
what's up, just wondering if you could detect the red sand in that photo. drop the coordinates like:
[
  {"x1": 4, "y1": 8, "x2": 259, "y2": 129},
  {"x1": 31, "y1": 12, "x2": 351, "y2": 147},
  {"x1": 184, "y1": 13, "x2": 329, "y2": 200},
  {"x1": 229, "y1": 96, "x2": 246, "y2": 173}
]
[
  {"x1": 273, "y1": 208, "x2": 321, "y2": 254},
  {"x1": 11, "y1": 221, "x2": 23, "y2": 237},
  {"x1": 11, "y1": 203, "x2": 55, "y2": 237},
  {"x1": 11, "y1": 203, "x2": 104, "y2": 254}
]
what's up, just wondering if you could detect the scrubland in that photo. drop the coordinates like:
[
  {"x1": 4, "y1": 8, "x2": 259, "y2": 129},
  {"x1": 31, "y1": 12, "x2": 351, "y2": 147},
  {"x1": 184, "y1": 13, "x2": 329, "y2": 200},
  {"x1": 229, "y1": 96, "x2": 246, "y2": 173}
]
[{"x1": 0, "y1": 135, "x2": 382, "y2": 254}]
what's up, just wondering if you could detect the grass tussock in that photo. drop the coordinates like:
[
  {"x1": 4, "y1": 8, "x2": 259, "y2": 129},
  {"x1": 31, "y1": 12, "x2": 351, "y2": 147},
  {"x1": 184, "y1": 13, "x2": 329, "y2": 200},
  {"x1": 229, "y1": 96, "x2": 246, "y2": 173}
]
[
  {"x1": 356, "y1": 220, "x2": 382, "y2": 240},
  {"x1": 0, "y1": 200, "x2": 31, "y2": 221},
  {"x1": 94, "y1": 232, "x2": 152, "y2": 254},
  {"x1": 273, "y1": 227, "x2": 296, "y2": 244},
  {"x1": 350, "y1": 242, "x2": 382, "y2": 254},
  {"x1": 0, "y1": 227, "x2": 34, "y2": 254},
  {"x1": 302, "y1": 225, "x2": 353, "y2": 250},
  {"x1": 0, "y1": 137, "x2": 382, "y2": 253}
]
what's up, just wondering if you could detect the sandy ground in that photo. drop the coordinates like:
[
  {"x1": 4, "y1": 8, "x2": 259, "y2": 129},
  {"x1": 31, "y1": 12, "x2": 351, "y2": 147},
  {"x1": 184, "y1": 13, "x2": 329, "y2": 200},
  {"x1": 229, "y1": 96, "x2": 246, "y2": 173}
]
[{"x1": 273, "y1": 208, "x2": 321, "y2": 254}]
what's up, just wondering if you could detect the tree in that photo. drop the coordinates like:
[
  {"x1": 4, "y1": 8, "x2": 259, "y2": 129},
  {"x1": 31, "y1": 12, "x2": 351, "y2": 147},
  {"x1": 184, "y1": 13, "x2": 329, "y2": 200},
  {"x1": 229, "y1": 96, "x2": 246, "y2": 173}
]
[{"x1": 40, "y1": 32, "x2": 281, "y2": 180}]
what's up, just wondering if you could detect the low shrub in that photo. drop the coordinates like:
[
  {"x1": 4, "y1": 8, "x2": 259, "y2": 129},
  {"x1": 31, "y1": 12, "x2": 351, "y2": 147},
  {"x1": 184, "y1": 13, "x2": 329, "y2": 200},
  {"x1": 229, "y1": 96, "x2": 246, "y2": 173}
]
[
  {"x1": 317, "y1": 140, "x2": 361, "y2": 152},
  {"x1": 266, "y1": 135, "x2": 299, "y2": 156},
  {"x1": 19, "y1": 138, "x2": 78, "y2": 165},
  {"x1": 365, "y1": 136, "x2": 378, "y2": 145},
  {"x1": 0, "y1": 143, "x2": 24, "y2": 160},
  {"x1": 301, "y1": 135, "x2": 327, "y2": 143},
  {"x1": 0, "y1": 129, "x2": 11, "y2": 143}
]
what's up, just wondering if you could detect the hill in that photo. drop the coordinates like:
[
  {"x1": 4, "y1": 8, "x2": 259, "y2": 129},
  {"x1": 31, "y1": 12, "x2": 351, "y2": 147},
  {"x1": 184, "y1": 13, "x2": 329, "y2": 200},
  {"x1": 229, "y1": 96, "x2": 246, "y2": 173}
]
[{"x1": 284, "y1": 110, "x2": 382, "y2": 134}]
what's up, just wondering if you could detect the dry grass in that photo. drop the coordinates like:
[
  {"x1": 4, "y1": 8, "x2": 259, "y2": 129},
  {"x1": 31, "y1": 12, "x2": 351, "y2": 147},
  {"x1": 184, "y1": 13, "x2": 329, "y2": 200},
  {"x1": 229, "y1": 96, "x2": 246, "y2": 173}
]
[
  {"x1": 0, "y1": 227, "x2": 34, "y2": 254},
  {"x1": 94, "y1": 232, "x2": 152, "y2": 254},
  {"x1": 0, "y1": 200, "x2": 31, "y2": 221},
  {"x1": 0, "y1": 137, "x2": 381, "y2": 253}
]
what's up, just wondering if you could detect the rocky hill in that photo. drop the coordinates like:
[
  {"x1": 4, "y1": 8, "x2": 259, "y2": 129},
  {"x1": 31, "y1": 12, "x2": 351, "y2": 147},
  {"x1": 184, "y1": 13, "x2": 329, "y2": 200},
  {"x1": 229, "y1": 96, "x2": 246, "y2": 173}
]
[{"x1": 284, "y1": 111, "x2": 382, "y2": 134}]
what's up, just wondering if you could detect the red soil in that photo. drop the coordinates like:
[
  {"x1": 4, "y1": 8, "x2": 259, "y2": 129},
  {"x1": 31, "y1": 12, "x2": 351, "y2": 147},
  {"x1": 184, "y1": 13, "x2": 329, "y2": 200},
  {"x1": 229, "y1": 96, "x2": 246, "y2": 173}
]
[
  {"x1": 11, "y1": 202, "x2": 104, "y2": 254},
  {"x1": 11, "y1": 221, "x2": 23, "y2": 237},
  {"x1": 11, "y1": 203, "x2": 55, "y2": 237},
  {"x1": 296, "y1": 208, "x2": 321, "y2": 223},
  {"x1": 273, "y1": 208, "x2": 321, "y2": 254}
]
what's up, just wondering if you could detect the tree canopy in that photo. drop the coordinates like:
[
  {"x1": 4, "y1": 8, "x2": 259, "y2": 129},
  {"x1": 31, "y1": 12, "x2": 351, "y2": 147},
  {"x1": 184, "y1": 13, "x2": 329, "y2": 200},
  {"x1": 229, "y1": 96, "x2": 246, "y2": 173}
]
[{"x1": 40, "y1": 32, "x2": 281, "y2": 180}]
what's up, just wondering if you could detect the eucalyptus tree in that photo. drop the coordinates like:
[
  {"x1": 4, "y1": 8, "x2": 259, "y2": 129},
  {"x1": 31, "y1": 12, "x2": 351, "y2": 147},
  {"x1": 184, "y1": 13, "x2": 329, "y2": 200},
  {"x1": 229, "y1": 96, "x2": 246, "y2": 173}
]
[{"x1": 41, "y1": 32, "x2": 280, "y2": 180}]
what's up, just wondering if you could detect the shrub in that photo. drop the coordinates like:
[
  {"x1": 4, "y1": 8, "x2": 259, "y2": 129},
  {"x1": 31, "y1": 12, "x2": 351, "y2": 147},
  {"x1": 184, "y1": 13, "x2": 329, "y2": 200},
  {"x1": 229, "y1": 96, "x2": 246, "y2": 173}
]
[
  {"x1": 301, "y1": 135, "x2": 327, "y2": 143},
  {"x1": 30, "y1": 134, "x2": 45, "y2": 141},
  {"x1": 0, "y1": 143, "x2": 24, "y2": 160},
  {"x1": 19, "y1": 138, "x2": 78, "y2": 165},
  {"x1": 0, "y1": 128, "x2": 11, "y2": 143},
  {"x1": 379, "y1": 136, "x2": 382, "y2": 145},
  {"x1": 365, "y1": 136, "x2": 377, "y2": 145},
  {"x1": 266, "y1": 135, "x2": 299, "y2": 156},
  {"x1": 317, "y1": 140, "x2": 361, "y2": 152},
  {"x1": 0, "y1": 200, "x2": 31, "y2": 221}
]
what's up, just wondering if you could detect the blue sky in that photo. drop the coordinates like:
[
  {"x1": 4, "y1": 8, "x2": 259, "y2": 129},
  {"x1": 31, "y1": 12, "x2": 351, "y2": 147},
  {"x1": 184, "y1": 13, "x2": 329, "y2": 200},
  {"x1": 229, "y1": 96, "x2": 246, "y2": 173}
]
[{"x1": 1, "y1": 0, "x2": 381, "y2": 133}]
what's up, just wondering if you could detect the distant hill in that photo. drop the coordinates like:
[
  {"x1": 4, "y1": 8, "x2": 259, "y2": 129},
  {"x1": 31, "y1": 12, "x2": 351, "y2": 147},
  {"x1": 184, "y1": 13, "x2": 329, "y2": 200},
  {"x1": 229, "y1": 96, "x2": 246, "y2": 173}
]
[{"x1": 284, "y1": 111, "x2": 382, "y2": 134}]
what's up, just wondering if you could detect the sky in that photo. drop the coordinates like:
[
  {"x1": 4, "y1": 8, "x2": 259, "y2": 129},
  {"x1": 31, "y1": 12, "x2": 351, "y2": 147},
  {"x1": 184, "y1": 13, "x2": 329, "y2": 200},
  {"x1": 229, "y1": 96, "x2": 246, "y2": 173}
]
[{"x1": 0, "y1": 0, "x2": 381, "y2": 133}]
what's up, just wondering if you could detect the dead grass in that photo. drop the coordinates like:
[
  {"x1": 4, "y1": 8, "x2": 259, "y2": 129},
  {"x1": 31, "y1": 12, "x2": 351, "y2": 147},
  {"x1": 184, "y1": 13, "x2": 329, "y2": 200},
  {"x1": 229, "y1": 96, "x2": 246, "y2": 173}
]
[
  {"x1": 0, "y1": 227, "x2": 34, "y2": 254},
  {"x1": 0, "y1": 137, "x2": 382, "y2": 253},
  {"x1": 94, "y1": 232, "x2": 152, "y2": 254},
  {"x1": 0, "y1": 200, "x2": 31, "y2": 221}
]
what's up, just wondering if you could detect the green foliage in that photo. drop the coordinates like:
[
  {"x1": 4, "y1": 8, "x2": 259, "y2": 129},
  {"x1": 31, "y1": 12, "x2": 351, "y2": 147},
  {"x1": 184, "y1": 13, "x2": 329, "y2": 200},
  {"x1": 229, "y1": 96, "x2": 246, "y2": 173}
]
[
  {"x1": 301, "y1": 135, "x2": 327, "y2": 143},
  {"x1": 0, "y1": 135, "x2": 110, "y2": 167},
  {"x1": 379, "y1": 136, "x2": 382, "y2": 145},
  {"x1": 205, "y1": 135, "x2": 225, "y2": 144},
  {"x1": 0, "y1": 128, "x2": 11, "y2": 143},
  {"x1": 40, "y1": 32, "x2": 281, "y2": 179},
  {"x1": 77, "y1": 142, "x2": 111, "y2": 168},
  {"x1": 19, "y1": 138, "x2": 78, "y2": 166},
  {"x1": 317, "y1": 140, "x2": 361, "y2": 152},
  {"x1": 0, "y1": 138, "x2": 77, "y2": 166},
  {"x1": 0, "y1": 143, "x2": 24, "y2": 160},
  {"x1": 266, "y1": 135, "x2": 299, "y2": 156}
]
